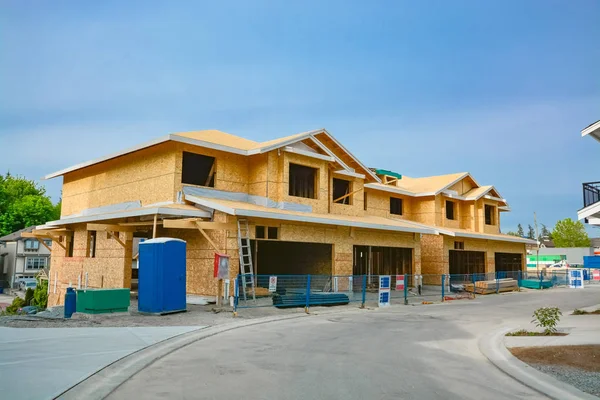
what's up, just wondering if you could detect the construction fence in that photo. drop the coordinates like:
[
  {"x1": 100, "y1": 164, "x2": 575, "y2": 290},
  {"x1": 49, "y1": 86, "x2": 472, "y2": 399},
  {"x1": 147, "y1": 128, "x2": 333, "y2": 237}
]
[{"x1": 233, "y1": 268, "x2": 600, "y2": 312}]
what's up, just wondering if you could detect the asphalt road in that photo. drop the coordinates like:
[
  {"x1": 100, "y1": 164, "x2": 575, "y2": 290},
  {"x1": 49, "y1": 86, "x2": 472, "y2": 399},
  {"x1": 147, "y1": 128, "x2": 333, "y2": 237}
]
[{"x1": 109, "y1": 286, "x2": 600, "y2": 400}]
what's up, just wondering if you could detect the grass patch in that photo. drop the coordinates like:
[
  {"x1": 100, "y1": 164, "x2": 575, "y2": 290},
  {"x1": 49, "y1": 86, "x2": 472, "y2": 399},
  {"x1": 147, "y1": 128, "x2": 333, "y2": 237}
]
[
  {"x1": 572, "y1": 309, "x2": 600, "y2": 315},
  {"x1": 506, "y1": 329, "x2": 568, "y2": 337}
]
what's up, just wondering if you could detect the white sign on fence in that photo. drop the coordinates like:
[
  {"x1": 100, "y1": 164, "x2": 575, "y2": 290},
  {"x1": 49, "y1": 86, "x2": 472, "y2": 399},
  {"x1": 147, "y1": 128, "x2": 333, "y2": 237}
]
[
  {"x1": 268, "y1": 276, "x2": 278, "y2": 292},
  {"x1": 569, "y1": 269, "x2": 584, "y2": 289},
  {"x1": 378, "y1": 275, "x2": 391, "y2": 307}
]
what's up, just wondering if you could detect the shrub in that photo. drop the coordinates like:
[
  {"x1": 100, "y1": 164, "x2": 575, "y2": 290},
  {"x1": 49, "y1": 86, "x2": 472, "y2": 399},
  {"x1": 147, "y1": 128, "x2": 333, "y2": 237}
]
[
  {"x1": 572, "y1": 309, "x2": 585, "y2": 315},
  {"x1": 24, "y1": 288, "x2": 34, "y2": 306},
  {"x1": 32, "y1": 278, "x2": 48, "y2": 309},
  {"x1": 5, "y1": 297, "x2": 26, "y2": 314},
  {"x1": 532, "y1": 307, "x2": 562, "y2": 335}
]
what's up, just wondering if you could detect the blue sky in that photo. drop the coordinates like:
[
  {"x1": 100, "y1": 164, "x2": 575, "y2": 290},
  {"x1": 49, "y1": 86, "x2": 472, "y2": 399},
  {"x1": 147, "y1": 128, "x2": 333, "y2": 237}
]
[{"x1": 1, "y1": 0, "x2": 598, "y2": 234}]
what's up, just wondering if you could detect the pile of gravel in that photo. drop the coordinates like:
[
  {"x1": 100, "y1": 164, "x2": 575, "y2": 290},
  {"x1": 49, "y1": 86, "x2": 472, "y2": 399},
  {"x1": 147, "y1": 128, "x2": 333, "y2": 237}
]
[
  {"x1": 35, "y1": 306, "x2": 64, "y2": 319},
  {"x1": 532, "y1": 364, "x2": 600, "y2": 397}
]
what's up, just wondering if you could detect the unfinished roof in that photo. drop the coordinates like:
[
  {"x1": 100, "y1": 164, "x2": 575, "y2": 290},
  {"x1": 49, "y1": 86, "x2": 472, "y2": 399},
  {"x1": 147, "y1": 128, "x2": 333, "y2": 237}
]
[
  {"x1": 173, "y1": 130, "x2": 260, "y2": 151},
  {"x1": 395, "y1": 172, "x2": 470, "y2": 195},
  {"x1": 183, "y1": 195, "x2": 438, "y2": 235},
  {"x1": 44, "y1": 128, "x2": 380, "y2": 182}
]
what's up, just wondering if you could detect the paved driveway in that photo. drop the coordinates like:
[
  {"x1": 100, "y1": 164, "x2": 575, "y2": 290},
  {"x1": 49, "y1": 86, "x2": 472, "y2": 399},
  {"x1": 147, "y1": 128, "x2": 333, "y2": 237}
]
[
  {"x1": 109, "y1": 287, "x2": 600, "y2": 400},
  {"x1": 0, "y1": 326, "x2": 204, "y2": 400}
]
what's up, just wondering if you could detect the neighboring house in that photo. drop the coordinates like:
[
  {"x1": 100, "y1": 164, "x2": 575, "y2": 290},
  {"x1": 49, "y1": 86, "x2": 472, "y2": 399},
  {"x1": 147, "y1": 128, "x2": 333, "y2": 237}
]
[
  {"x1": 0, "y1": 227, "x2": 52, "y2": 288},
  {"x1": 579, "y1": 120, "x2": 600, "y2": 228},
  {"x1": 32, "y1": 129, "x2": 534, "y2": 306}
]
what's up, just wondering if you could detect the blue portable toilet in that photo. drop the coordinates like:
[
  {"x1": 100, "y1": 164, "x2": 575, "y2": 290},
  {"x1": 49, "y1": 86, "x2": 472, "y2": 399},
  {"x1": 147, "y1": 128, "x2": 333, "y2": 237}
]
[{"x1": 138, "y1": 238, "x2": 187, "y2": 314}]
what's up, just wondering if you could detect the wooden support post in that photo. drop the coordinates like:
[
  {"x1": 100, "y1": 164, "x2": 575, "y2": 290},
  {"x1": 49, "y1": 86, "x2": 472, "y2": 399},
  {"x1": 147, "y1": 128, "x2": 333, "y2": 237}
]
[
  {"x1": 152, "y1": 214, "x2": 158, "y2": 239},
  {"x1": 107, "y1": 231, "x2": 126, "y2": 248},
  {"x1": 205, "y1": 162, "x2": 216, "y2": 186},
  {"x1": 37, "y1": 238, "x2": 52, "y2": 252}
]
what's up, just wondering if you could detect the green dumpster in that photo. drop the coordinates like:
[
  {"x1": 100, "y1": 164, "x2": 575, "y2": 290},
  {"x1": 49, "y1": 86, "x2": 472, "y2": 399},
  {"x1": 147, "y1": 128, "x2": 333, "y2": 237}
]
[{"x1": 76, "y1": 288, "x2": 130, "y2": 314}]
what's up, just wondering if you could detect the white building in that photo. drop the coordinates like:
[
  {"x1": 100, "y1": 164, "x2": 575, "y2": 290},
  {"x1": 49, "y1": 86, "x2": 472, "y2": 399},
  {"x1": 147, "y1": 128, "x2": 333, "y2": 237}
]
[
  {"x1": 578, "y1": 120, "x2": 600, "y2": 228},
  {"x1": 0, "y1": 226, "x2": 52, "y2": 288}
]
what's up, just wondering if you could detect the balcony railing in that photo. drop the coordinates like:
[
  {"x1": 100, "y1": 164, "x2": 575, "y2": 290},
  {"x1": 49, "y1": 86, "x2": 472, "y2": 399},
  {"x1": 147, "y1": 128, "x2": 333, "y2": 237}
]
[{"x1": 583, "y1": 181, "x2": 600, "y2": 208}]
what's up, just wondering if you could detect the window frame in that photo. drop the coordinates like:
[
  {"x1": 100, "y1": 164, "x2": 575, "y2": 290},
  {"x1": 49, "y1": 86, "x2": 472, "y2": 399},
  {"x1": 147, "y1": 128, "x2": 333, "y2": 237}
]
[
  {"x1": 88, "y1": 231, "x2": 97, "y2": 258},
  {"x1": 390, "y1": 197, "x2": 403, "y2": 216},
  {"x1": 485, "y1": 204, "x2": 496, "y2": 225},
  {"x1": 181, "y1": 151, "x2": 216, "y2": 188},
  {"x1": 24, "y1": 239, "x2": 40, "y2": 251},
  {"x1": 26, "y1": 256, "x2": 46, "y2": 270},
  {"x1": 332, "y1": 178, "x2": 353, "y2": 205},
  {"x1": 454, "y1": 241, "x2": 465, "y2": 250},
  {"x1": 446, "y1": 200, "x2": 456, "y2": 220},
  {"x1": 288, "y1": 163, "x2": 318, "y2": 199}
]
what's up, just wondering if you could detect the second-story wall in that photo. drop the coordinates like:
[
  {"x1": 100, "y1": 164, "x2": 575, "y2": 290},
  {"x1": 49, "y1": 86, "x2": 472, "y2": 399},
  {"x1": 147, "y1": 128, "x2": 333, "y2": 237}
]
[{"x1": 61, "y1": 142, "x2": 179, "y2": 216}]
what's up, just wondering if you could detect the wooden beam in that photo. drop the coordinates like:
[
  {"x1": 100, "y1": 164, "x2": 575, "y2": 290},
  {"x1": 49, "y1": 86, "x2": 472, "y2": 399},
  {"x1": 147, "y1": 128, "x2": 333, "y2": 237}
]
[
  {"x1": 119, "y1": 221, "x2": 164, "y2": 226},
  {"x1": 152, "y1": 214, "x2": 158, "y2": 239},
  {"x1": 333, "y1": 187, "x2": 363, "y2": 204},
  {"x1": 22, "y1": 232, "x2": 66, "y2": 250},
  {"x1": 205, "y1": 162, "x2": 216, "y2": 186},
  {"x1": 32, "y1": 228, "x2": 72, "y2": 235},
  {"x1": 164, "y1": 219, "x2": 237, "y2": 230},
  {"x1": 38, "y1": 239, "x2": 52, "y2": 252},
  {"x1": 195, "y1": 221, "x2": 221, "y2": 253},
  {"x1": 107, "y1": 231, "x2": 126, "y2": 248},
  {"x1": 87, "y1": 223, "x2": 136, "y2": 233}
]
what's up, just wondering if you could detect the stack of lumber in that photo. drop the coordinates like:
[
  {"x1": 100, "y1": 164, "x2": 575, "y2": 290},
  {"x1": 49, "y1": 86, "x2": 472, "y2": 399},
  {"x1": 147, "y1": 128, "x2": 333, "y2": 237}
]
[
  {"x1": 464, "y1": 278, "x2": 518, "y2": 295},
  {"x1": 273, "y1": 292, "x2": 350, "y2": 308}
]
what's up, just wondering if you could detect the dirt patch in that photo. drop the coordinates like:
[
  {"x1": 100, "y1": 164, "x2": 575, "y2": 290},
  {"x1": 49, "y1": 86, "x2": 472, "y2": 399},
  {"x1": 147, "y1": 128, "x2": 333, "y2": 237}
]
[
  {"x1": 510, "y1": 345, "x2": 600, "y2": 372},
  {"x1": 572, "y1": 309, "x2": 600, "y2": 315},
  {"x1": 506, "y1": 329, "x2": 568, "y2": 336}
]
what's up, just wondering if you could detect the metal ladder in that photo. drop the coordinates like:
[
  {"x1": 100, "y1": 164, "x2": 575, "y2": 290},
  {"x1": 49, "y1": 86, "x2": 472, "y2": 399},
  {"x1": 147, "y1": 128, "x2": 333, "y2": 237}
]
[{"x1": 237, "y1": 218, "x2": 256, "y2": 301}]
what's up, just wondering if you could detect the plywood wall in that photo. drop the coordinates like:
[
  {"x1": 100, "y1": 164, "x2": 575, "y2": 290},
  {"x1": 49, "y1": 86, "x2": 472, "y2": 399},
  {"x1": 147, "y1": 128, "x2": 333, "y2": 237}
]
[
  {"x1": 61, "y1": 142, "x2": 179, "y2": 217},
  {"x1": 365, "y1": 190, "x2": 414, "y2": 220},
  {"x1": 420, "y1": 234, "x2": 526, "y2": 276},
  {"x1": 48, "y1": 224, "x2": 133, "y2": 306}
]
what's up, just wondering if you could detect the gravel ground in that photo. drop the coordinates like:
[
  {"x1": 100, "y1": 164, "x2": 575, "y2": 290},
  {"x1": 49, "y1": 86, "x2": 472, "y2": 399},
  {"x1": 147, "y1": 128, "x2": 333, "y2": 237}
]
[
  {"x1": 530, "y1": 364, "x2": 600, "y2": 397},
  {"x1": 0, "y1": 299, "x2": 363, "y2": 328}
]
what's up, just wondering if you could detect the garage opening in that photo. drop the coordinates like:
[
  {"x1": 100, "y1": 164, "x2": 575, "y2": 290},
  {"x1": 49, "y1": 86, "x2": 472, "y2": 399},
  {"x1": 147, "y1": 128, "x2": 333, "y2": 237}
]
[
  {"x1": 353, "y1": 245, "x2": 412, "y2": 289},
  {"x1": 495, "y1": 253, "x2": 522, "y2": 276},
  {"x1": 251, "y1": 240, "x2": 332, "y2": 276},
  {"x1": 449, "y1": 250, "x2": 485, "y2": 276}
]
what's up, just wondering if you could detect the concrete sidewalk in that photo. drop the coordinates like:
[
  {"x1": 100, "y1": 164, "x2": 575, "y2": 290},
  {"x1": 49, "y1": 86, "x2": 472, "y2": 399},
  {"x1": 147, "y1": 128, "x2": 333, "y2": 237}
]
[
  {"x1": 0, "y1": 326, "x2": 205, "y2": 400},
  {"x1": 480, "y1": 304, "x2": 600, "y2": 400}
]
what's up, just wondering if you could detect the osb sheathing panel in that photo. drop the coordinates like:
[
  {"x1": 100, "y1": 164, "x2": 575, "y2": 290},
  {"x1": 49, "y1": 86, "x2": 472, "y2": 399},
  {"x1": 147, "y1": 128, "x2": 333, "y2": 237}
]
[
  {"x1": 365, "y1": 190, "x2": 413, "y2": 220},
  {"x1": 460, "y1": 202, "x2": 475, "y2": 230},
  {"x1": 410, "y1": 197, "x2": 436, "y2": 225},
  {"x1": 248, "y1": 154, "x2": 268, "y2": 197},
  {"x1": 448, "y1": 177, "x2": 474, "y2": 196},
  {"x1": 61, "y1": 142, "x2": 178, "y2": 216},
  {"x1": 48, "y1": 224, "x2": 133, "y2": 306},
  {"x1": 172, "y1": 142, "x2": 249, "y2": 195}
]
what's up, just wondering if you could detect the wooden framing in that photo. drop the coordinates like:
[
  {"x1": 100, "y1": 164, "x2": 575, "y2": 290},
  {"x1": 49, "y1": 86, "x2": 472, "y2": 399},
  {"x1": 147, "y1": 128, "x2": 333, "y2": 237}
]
[
  {"x1": 107, "y1": 230, "x2": 126, "y2": 248},
  {"x1": 87, "y1": 223, "x2": 136, "y2": 232},
  {"x1": 22, "y1": 231, "x2": 67, "y2": 250},
  {"x1": 333, "y1": 187, "x2": 362, "y2": 204},
  {"x1": 119, "y1": 221, "x2": 164, "y2": 227},
  {"x1": 195, "y1": 221, "x2": 221, "y2": 253},
  {"x1": 163, "y1": 219, "x2": 237, "y2": 230}
]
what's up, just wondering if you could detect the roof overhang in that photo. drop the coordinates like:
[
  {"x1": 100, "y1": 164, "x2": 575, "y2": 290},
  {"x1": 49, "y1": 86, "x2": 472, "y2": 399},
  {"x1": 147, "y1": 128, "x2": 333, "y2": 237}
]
[
  {"x1": 41, "y1": 205, "x2": 211, "y2": 227},
  {"x1": 438, "y1": 229, "x2": 537, "y2": 244},
  {"x1": 578, "y1": 201, "x2": 600, "y2": 221},
  {"x1": 185, "y1": 195, "x2": 437, "y2": 235},
  {"x1": 582, "y1": 120, "x2": 600, "y2": 143}
]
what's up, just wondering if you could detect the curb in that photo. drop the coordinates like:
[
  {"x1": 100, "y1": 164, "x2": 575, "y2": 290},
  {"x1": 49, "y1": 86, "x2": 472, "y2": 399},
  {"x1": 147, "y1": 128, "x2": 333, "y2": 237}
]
[
  {"x1": 478, "y1": 327, "x2": 599, "y2": 400},
  {"x1": 56, "y1": 307, "x2": 362, "y2": 400}
]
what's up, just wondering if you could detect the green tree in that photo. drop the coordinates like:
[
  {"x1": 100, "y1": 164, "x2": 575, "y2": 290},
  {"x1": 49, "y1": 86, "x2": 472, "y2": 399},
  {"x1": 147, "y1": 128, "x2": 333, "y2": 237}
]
[
  {"x1": 517, "y1": 224, "x2": 524, "y2": 237},
  {"x1": 506, "y1": 231, "x2": 519, "y2": 236},
  {"x1": 0, "y1": 173, "x2": 60, "y2": 236},
  {"x1": 527, "y1": 224, "x2": 535, "y2": 239},
  {"x1": 540, "y1": 223, "x2": 552, "y2": 240},
  {"x1": 552, "y1": 218, "x2": 591, "y2": 247},
  {"x1": 32, "y1": 278, "x2": 49, "y2": 309}
]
